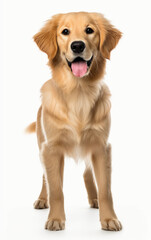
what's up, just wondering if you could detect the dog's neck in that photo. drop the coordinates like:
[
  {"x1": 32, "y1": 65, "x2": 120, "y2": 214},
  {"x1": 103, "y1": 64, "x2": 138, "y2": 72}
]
[{"x1": 49, "y1": 53, "x2": 106, "y2": 95}]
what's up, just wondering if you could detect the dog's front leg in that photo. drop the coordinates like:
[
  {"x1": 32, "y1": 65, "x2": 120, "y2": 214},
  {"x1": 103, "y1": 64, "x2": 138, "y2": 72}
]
[
  {"x1": 41, "y1": 143, "x2": 65, "y2": 231},
  {"x1": 92, "y1": 144, "x2": 122, "y2": 231}
]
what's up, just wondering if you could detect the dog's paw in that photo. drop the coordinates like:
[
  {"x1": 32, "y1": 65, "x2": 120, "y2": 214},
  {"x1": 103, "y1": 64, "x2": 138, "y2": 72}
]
[
  {"x1": 45, "y1": 219, "x2": 65, "y2": 231},
  {"x1": 33, "y1": 199, "x2": 48, "y2": 209},
  {"x1": 101, "y1": 218, "x2": 122, "y2": 231},
  {"x1": 89, "y1": 199, "x2": 99, "y2": 208}
]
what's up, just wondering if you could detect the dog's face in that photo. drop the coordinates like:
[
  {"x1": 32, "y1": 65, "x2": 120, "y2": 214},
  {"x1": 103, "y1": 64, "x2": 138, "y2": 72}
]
[
  {"x1": 57, "y1": 13, "x2": 100, "y2": 78},
  {"x1": 34, "y1": 12, "x2": 121, "y2": 79}
]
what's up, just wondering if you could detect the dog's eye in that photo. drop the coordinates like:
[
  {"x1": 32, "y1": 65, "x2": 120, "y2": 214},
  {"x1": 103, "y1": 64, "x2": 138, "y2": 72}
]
[
  {"x1": 62, "y1": 29, "x2": 70, "y2": 35},
  {"x1": 85, "y1": 27, "x2": 94, "y2": 34}
]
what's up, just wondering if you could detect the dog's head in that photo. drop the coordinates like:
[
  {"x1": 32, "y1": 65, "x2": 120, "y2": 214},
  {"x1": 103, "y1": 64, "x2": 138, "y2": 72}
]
[{"x1": 34, "y1": 12, "x2": 121, "y2": 79}]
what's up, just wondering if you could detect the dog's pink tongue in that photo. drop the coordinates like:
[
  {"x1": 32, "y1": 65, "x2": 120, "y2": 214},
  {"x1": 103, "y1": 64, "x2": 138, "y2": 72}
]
[{"x1": 71, "y1": 61, "x2": 87, "y2": 77}]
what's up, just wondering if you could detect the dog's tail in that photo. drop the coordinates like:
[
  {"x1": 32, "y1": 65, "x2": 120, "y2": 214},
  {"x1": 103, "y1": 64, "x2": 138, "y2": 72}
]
[{"x1": 25, "y1": 122, "x2": 36, "y2": 133}]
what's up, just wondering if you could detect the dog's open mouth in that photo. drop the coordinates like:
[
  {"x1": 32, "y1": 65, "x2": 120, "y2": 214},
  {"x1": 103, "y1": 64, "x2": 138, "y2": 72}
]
[{"x1": 66, "y1": 56, "x2": 93, "y2": 78}]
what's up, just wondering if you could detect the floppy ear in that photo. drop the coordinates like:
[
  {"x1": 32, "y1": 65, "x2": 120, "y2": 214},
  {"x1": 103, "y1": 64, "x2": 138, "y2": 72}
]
[
  {"x1": 101, "y1": 25, "x2": 122, "y2": 59},
  {"x1": 33, "y1": 14, "x2": 61, "y2": 60},
  {"x1": 94, "y1": 13, "x2": 122, "y2": 59}
]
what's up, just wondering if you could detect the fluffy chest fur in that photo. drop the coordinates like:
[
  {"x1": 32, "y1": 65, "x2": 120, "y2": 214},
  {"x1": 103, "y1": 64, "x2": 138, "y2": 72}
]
[
  {"x1": 41, "y1": 79, "x2": 111, "y2": 156},
  {"x1": 66, "y1": 82, "x2": 101, "y2": 131},
  {"x1": 41, "y1": 79, "x2": 102, "y2": 133}
]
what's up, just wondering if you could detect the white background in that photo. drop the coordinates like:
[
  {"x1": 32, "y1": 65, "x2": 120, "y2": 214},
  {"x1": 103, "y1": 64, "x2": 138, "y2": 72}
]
[{"x1": 2, "y1": 0, "x2": 151, "y2": 239}]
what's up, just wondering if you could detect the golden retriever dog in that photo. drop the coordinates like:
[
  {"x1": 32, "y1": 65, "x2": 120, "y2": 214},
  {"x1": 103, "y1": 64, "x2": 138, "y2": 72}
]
[{"x1": 27, "y1": 12, "x2": 122, "y2": 231}]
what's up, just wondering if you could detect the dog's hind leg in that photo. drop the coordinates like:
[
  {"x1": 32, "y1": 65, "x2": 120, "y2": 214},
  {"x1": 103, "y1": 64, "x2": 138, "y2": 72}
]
[
  {"x1": 83, "y1": 167, "x2": 98, "y2": 208},
  {"x1": 33, "y1": 106, "x2": 48, "y2": 209},
  {"x1": 34, "y1": 174, "x2": 48, "y2": 209}
]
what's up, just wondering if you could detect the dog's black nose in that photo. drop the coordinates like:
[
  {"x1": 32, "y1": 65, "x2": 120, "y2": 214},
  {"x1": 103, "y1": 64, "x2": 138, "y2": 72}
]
[{"x1": 71, "y1": 41, "x2": 85, "y2": 53}]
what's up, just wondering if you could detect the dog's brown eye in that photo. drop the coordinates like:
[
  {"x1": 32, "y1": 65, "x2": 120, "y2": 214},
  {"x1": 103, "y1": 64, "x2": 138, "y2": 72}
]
[
  {"x1": 85, "y1": 27, "x2": 94, "y2": 34},
  {"x1": 62, "y1": 29, "x2": 70, "y2": 35}
]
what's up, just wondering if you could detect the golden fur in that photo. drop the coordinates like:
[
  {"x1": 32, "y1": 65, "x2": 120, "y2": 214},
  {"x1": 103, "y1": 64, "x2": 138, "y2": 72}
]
[{"x1": 28, "y1": 12, "x2": 122, "y2": 231}]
